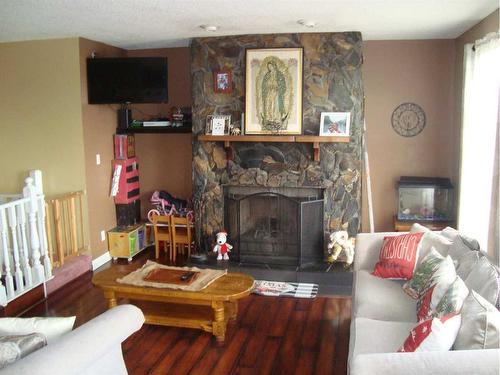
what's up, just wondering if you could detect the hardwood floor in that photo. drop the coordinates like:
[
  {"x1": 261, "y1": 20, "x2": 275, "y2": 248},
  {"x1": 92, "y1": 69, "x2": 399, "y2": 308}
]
[{"x1": 22, "y1": 253, "x2": 352, "y2": 375}]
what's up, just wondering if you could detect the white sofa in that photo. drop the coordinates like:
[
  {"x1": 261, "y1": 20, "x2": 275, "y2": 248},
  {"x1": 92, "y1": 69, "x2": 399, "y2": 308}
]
[
  {"x1": 0, "y1": 304, "x2": 145, "y2": 375},
  {"x1": 348, "y1": 232, "x2": 500, "y2": 375}
]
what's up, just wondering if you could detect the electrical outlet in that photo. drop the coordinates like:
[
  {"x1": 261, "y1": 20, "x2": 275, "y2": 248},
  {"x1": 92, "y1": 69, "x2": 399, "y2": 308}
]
[
  {"x1": 100, "y1": 230, "x2": 106, "y2": 242},
  {"x1": 96, "y1": 154, "x2": 101, "y2": 165}
]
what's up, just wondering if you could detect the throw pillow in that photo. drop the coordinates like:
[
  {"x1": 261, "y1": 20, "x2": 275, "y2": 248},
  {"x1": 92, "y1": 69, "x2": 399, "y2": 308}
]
[
  {"x1": 433, "y1": 276, "x2": 469, "y2": 318},
  {"x1": 0, "y1": 333, "x2": 47, "y2": 369},
  {"x1": 410, "y1": 223, "x2": 431, "y2": 233},
  {"x1": 403, "y1": 247, "x2": 446, "y2": 299},
  {"x1": 415, "y1": 256, "x2": 457, "y2": 321},
  {"x1": 464, "y1": 257, "x2": 500, "y2": 308},
  {"x1": 0, "y1": 316, "x2": 75, "y2": 344},
  {"x1": 372, "y1": 232, "x2": 425, "y2": 280},
  {"x1": 456, "y1": 251, "x2": 481, "y2": 280},
  {"x1": 447, "y1": 237, "x2": 479, "y2": 266},
  {"x1": 398, "y1": 314, "x2": 461, "y2": 352},
  {"x1": 416, "y1": 231, "x2": 452, "y2": 264},
  {"x1": 441, "y1": 227, "x2": 480, "y2": 250},
  {"x1": 453, "y1": 291, "x2": 500, "y2": 350}
]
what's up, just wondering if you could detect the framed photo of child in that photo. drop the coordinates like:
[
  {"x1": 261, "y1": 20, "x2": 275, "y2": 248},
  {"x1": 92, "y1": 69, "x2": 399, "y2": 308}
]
[{"x1": 319, "y1": 112, "x2": 351, "y2": 137}]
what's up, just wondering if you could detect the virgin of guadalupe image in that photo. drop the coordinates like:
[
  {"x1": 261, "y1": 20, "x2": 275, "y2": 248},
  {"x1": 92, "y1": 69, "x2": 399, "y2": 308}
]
[{"x1": 255, "y1": 56, "x2": 294, "y2": 131}]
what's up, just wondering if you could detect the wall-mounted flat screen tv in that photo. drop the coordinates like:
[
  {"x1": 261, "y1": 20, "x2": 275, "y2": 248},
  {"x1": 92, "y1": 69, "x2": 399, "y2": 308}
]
[{"x1": 87, "y1": 57, "x2": 168, "y2": 104}]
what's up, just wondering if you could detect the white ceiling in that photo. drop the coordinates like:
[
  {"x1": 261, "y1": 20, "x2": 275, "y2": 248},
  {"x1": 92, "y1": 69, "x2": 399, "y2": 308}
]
[{"x1": 0, "y1": 0, "x2": 498, "y2": 49}]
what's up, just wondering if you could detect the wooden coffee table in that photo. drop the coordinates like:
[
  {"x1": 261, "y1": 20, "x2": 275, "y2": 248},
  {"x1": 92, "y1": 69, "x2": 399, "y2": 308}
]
[{"x1": 92, "y1": 265, "x2": 254, "y2": 343}]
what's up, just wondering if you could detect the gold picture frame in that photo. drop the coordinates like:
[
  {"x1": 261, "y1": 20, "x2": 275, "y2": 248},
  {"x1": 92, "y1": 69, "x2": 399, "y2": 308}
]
[{"x1": 245, "y1": 48, "x2": 303, "y2": 135}]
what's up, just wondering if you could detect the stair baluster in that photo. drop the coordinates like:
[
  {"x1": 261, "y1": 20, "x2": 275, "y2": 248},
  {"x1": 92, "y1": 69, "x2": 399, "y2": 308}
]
[{"x1": 7, "y1": 206, "x2": 24, "y2": 293}]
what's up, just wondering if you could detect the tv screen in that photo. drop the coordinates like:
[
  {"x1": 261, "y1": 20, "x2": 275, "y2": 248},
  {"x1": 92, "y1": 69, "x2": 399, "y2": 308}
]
[{"x1": 87, "y1": 57, "x2": 168, "y2": 104}]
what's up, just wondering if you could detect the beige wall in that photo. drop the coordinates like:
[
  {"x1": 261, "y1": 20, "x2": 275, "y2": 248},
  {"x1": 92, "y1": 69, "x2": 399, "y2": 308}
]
[
  {"x1": 126, "y1": 48, "x2": 193, "y2": 217},
  {"x1": 0, "y1": 38, "x2": 85, "y2": 196},
  {"x1": 79, "y1": 38, "x2": 127, "y2": 258},
  {"x1": 361, "y1": 40, "x2": 456, "y2": 232}
]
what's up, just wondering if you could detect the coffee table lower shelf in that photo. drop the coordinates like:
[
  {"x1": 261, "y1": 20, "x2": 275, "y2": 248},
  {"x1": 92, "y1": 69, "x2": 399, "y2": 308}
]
[{"x1": 127, "y1": 299, "x2": 236, "y2": 343}]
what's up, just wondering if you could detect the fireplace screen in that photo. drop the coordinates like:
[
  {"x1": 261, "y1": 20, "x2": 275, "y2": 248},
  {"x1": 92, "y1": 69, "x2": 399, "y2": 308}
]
[{"x1": 224, "y1": 186, "x2": 324, "y2": 266}]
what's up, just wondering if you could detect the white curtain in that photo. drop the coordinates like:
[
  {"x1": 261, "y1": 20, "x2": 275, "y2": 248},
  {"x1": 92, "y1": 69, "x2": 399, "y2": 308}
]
[{"x1": 458, "y1": 32, "x2": 500, "y2": 260}]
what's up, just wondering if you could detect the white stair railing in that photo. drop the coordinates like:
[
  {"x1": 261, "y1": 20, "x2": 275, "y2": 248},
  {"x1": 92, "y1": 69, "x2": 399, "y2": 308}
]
[{"x1": 0, "y1": 170, "x2": 52, "y2": 306}]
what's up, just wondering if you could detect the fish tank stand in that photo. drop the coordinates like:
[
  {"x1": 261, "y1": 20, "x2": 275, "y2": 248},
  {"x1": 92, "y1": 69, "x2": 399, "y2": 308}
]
[{"x1": 394, "y1": 216, "x2": 454, "y2": 232}]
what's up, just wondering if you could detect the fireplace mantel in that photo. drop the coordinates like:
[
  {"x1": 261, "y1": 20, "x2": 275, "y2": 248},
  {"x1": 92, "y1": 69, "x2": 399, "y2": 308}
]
[{"x1": 197, "y1": 134, "x2": 349, "y2": 162}]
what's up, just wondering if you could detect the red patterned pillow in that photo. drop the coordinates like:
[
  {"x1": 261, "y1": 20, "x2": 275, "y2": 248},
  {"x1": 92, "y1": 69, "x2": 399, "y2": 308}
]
[
  {"x1": 416, "y1": 259, "x2": 458, "y2": 322},
  {"x1": 398, "y1": 314, "x2": 461, "y2": 352},
  {"x1": 372, "y1": 232, "x2": 425, "y2": 280}
]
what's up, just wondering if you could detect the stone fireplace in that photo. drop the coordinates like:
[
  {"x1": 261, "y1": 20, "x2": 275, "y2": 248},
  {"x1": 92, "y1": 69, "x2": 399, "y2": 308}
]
[
  {"x1": 224, "y1": 186, "x2": 324, "y2": 266},
  {"x1": 191, "y1": 33, "x2": 364, "y2": 258}
]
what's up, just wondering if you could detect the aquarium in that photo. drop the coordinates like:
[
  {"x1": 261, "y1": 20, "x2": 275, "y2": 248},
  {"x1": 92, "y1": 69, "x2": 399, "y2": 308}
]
[{"x1": 397, "y1": 177, "x2": 454, "y2": 222}]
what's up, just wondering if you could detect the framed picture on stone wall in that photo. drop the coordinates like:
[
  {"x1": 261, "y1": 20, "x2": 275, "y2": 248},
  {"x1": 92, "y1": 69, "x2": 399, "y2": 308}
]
[
  {"x1": 245, "y1": 48, "x2": 303, "y2": 135},
  {"x1": 214, "y1": 70, "x2": 232, "y2": 94},
  {"x1": 319, "y1": 112, "x2": 351, "y2": 137}
]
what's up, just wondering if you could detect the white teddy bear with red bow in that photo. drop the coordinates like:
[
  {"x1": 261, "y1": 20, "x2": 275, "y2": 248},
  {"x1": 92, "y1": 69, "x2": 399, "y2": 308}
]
[{"x1": 213, "y1": 231, "x2": 232, "y2": 260}]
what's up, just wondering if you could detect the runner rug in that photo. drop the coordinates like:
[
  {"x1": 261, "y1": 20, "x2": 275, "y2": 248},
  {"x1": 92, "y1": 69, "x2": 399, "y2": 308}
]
[
  {"x1": 116, "y1": 260, "x2": 226, "y2": 291},
  {"x1": 252, "y1": 280, "x2": 318, "y2": 299}
]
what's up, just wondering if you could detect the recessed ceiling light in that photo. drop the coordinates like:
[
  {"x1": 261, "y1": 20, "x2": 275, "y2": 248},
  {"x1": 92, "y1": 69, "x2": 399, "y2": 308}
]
[
  {"x1": 200, "y1": 25, "x2": 219, "y2": 32},
  {"x1": 297, "y1": 19, "x2": 317, "y2": 28}
]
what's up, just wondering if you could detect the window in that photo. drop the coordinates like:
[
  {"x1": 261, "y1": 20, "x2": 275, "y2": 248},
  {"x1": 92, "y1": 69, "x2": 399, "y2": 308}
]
[{"x1": 458, "y1": 32, "x2": 500, "y2": 262}]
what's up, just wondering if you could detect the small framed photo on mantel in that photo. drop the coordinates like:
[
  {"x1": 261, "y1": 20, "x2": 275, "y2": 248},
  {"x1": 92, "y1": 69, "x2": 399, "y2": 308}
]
[
  {"x1": 206, "y1": 115, "x2": 231, "y2": 135},
  {"x1": 319, "y1": 112, "x2": 351, "y2": 137}
]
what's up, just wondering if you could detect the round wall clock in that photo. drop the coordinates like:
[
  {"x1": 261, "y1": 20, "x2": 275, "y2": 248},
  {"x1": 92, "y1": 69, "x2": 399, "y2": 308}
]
[{"x1": 391, "y1": 103, "x2": 426, "y2": 137}]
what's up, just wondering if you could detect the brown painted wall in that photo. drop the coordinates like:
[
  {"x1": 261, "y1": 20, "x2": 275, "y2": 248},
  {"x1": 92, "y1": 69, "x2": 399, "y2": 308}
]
[
  {"x1": 361, "y1": 40, "x2": 456, "y2": 232},
  {"x1": 79, "y1": 43, "x2": 192, "y2": 257},
  {"x1": 126, "y1": 48, "x2": 193, "y2": 217},
  {"x1": 79, "y1": 38, "x2": 126, "y2": 258}
]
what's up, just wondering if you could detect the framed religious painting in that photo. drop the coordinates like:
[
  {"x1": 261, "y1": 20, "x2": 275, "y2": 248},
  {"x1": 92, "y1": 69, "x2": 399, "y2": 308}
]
[{"x1": 245, "y1": 48, "x2": 303, "y2": 135}]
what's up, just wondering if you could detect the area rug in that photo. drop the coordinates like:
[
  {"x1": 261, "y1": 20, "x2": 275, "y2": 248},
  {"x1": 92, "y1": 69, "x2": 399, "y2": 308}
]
[
  {"x1": 252, "y1": 280, "x2": 318, "y2": 298},
  {"x1": 116, "y1": 260, "x2": 227, "y2": 291}
]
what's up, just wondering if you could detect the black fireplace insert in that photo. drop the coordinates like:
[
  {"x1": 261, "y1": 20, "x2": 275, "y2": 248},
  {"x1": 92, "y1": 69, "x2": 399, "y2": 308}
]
[{"x1": 224, "y1": 186, "x2": 324, "y2": 267}]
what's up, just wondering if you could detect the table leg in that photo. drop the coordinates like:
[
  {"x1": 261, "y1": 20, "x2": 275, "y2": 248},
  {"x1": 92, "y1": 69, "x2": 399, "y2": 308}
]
[
  {"x1": 226, "y1": 301, "x2": 238, "y2": 321},
  {"x1": 104, "y1": 290, "x2": 117, "y2": 309},
  {"x1": 212, "y1": 300, "x2": 226, "y2": 344}
]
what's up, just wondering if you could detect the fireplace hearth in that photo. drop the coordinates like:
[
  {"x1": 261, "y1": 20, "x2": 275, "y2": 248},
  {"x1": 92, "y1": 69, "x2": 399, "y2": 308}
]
[{"x1": 224, "y1": 186, "x2": 324, "y2": 267}]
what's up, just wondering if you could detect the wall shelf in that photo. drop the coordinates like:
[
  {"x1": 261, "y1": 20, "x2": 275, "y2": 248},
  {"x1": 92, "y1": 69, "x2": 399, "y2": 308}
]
[
  {"x1": 117, "y1": 125, "x2": 192, "y2": 134},
  {"x1": 197, "y1": 134, "x2": 350, "y2": 161}
]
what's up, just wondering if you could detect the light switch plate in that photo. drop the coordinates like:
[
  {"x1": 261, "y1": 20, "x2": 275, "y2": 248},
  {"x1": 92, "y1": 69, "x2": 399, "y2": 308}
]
[{"x1": 96, "y1": 154, "x2": 101, "y2": 165}]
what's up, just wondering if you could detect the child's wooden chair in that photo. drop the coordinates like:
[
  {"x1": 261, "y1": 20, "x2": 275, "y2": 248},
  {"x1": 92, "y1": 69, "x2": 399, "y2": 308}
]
[
  {"x1": 170, "y1": 216, "x2": 193, "y2": 262},
  {"x1": 153, "y1": 215, "x2": 173, "y2": 260}
]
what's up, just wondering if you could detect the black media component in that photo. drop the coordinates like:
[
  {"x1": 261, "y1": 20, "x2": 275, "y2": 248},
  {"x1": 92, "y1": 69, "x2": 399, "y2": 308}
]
[
  {"x1": 87, "y1": 57, "x2": 168, "y2": 104},
  {"x1": 118, "y1": 108, "x2": 132, "y2": 129}
]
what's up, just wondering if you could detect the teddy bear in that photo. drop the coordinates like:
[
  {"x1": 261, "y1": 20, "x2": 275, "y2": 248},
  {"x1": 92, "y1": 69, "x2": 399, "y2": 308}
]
[
  {"x1": 327, "y1": 230, "x2": 355, "y2": 267},
  {"x1": 213, "y1": 231, "x2": 233, "y2": 260}
]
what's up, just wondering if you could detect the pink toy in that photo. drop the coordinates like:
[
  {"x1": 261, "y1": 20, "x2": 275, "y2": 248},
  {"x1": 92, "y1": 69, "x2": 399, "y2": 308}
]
[
  {"x1": 213, "y1": 231, "x2": 232, "y2": 261},
  {"x1": 147, "y1": 190, "x2": 194, "y2": 223}
]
